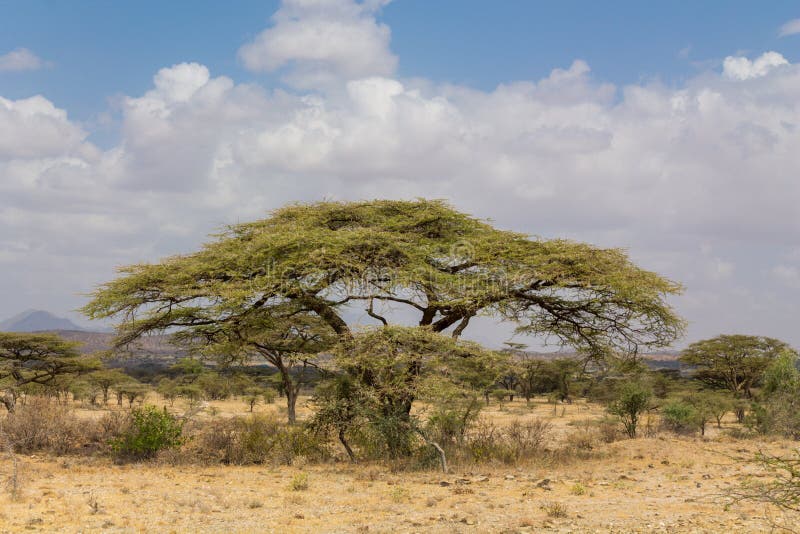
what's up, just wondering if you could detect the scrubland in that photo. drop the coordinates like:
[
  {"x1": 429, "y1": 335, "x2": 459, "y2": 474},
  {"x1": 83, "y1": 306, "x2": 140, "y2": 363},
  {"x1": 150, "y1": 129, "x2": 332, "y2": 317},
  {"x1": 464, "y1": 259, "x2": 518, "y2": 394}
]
[{"x1": 1, "y1": 394, "x2": 797, "y2": 533}]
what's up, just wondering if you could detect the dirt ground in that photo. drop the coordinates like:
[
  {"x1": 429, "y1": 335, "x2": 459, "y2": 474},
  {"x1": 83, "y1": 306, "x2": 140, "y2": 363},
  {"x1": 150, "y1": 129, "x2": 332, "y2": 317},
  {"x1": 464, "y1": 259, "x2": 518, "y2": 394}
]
[{"x1": 1, "y1": 396, "x2": 798, "y2": 533}]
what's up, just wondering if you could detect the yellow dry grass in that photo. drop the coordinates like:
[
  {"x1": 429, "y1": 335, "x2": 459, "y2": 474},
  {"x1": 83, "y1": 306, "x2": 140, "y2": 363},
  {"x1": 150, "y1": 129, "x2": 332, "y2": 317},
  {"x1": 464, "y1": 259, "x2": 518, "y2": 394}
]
[{"x1": 1, "y1": 396, "x2": 798, "y2": 533}]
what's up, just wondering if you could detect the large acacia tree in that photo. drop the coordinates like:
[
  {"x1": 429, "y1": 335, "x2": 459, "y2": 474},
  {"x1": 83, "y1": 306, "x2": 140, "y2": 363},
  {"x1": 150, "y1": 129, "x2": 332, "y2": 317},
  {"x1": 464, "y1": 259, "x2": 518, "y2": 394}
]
[{"x1": 84, "y1": 199, "x2": 684, "y2": 415}]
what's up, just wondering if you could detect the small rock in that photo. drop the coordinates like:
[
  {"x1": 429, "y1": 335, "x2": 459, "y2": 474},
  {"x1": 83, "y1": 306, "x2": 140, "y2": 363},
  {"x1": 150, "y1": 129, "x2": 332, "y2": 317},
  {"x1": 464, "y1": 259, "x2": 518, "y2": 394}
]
[
  {"x1": 439, "y1": 481, "x2": 451, "y2": 487},
  {"x1": 472, "y1": 476, "x2": 489, "y2": 483},
  {"x1": 505, "y1": 475, "x2": 516, "y2": 480}
]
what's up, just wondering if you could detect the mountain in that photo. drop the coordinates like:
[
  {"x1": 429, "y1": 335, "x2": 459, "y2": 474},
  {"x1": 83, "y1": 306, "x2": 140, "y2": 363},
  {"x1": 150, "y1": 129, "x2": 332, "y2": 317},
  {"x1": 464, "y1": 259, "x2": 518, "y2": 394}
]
[{"x1": 0, "y1": 310, "x2": 85, "y2": 333}]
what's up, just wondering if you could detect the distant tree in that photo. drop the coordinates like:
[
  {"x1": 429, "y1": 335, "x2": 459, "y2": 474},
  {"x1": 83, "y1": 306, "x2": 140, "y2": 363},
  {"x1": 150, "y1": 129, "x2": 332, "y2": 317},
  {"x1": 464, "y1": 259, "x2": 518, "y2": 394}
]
[
  {"x1": 680, "y1": 335, "x2": 793, "y2": 399},
  {"x1": 170, "y1": 358, "x2": 205, "y2": 383},
  {"x1": 117, "y1": 381, "x2": 149, "y2": 408},
  {"x1": 516, "y1": 357, "x2": 545, "y2": 404},
  {"x1": 0, "y1": 332, "x2": 97, "y2": 412},
  {"x1": 88, "y1": 369, "x2": 130, "y2": 405},
  {"x1": 496, "y1": 361, "x2": 520, "y2": 402},
  {"x1": 156, "y1": 378, "x2": 178, "y2": 406},
  {"x1": 545, "y1": 358, "x2": 583, "y2": 403}
]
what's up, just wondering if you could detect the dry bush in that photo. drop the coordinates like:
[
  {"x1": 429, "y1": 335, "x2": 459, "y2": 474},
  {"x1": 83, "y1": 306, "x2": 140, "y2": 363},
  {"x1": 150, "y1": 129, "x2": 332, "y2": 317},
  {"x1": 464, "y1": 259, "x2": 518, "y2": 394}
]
[
  {"x1": 193, "y1": 414, "x2": 328, "y2": 466},
  {"x1": 462, "y1": 418, "x2": 551, "y2": 465},
  {"x1": 597, "y1": 418, "x2": 621, "y2": 443},
  {"x1": 564, "y1": 425, "x2": 601, "y2": 453},
  {"x1": 0, "y1": 397, "x2": 89, "y2": 454}
]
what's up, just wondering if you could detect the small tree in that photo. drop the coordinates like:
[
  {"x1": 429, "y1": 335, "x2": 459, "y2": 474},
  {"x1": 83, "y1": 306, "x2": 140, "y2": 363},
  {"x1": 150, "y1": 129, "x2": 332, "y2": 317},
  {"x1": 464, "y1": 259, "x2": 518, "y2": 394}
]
[
  {"x1": 608, "y1": 382, "x2": 652, "y2": 438},
  {"x1": 88, "y1": 369, "x2": 130, "y2": 405}
]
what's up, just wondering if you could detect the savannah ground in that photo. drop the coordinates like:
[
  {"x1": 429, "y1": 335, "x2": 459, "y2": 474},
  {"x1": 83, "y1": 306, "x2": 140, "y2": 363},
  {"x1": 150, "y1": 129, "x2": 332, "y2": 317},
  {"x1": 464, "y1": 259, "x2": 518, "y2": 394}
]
[{"x1": 1, "y1": 395, "x2": 797, "y2": 533}]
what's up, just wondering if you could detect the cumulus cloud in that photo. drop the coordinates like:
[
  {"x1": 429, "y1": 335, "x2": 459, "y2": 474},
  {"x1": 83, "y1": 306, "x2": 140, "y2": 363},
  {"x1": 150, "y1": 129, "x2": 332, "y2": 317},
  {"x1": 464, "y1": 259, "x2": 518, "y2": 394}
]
[
  {"x1": 238, "y1": 0, "x2": 397, "y2": 88},
  {"x1": 0, "y1": 48, "x2": 45, "y2": 72},
  {"x1": 3, "y1": 9, "x2": 800, "y2": 344},
  {"x1": 0, "y1": 96, "x2": 88, "y2": 158},
  {"x1": 723, "y1": 51, "x2": 789, "y2": 80},
  {"x1": 779, "y1": 18, "x2": 800, "y2": 37}
]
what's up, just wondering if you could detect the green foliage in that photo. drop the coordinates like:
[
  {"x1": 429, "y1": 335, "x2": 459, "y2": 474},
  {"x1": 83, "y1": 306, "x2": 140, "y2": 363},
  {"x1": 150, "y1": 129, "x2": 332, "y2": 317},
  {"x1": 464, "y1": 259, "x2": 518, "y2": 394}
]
[
  {"x1": 0, "y1": 332, "x2": 98, "y2": 411},
  {"x1": 112, "y1": 405, "x2": 183, "y2": 460},
  {"x1": 608, "y1": 382, "x2": 652, "y2": 438},
  {"x1": 84, "y1": 199, "x2": 683, "y2": 364},
  {"x1": 289, "y1": 473, "x2": 309, "y2": 491},
  {"x1": 87, "y1": 369, "x2": 130, "y2": 405},
  {"x1": 747, "y1": 352, "x2": 800, "y2": 438},
  {"x1": 762, "y1": 350, "x2": 800, "y2": 397},
  {"x1": 195, "y1": 372, "x2": 232, "y2": 400},
  {"x1": 661, "y1": 400, "x2": 698, "y2": 434},
  {"x1": 680, "y1": 335, "x2": 794, "y2": 398}
]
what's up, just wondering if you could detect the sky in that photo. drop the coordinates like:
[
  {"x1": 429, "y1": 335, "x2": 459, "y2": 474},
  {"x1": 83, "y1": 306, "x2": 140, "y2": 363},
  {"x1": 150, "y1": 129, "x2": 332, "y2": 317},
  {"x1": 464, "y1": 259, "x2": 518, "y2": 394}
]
[{"x1": 2, "y1": 0, "x2": 800, "y2": 349}]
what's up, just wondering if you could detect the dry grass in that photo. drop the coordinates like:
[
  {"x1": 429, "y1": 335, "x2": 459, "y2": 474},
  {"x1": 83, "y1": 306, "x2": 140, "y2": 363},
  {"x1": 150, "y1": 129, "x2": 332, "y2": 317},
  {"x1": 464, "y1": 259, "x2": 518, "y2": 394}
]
[{"x1": 0, "y1": 395, "x2": 797, "y2": 532}]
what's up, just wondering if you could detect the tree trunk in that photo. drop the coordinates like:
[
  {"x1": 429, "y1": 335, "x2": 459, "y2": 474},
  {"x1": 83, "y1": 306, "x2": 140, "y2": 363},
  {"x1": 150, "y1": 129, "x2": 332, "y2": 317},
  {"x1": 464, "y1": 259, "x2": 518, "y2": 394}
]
[
  {"x1": 339, "y1": 428, "x2": 356, "y2": 463},
  {"x1": 285, "y1": 383, "x2": 298, "y2": 424},
  {"x1": 1, "y1": 390, "x2": 16, "y2": 413}
]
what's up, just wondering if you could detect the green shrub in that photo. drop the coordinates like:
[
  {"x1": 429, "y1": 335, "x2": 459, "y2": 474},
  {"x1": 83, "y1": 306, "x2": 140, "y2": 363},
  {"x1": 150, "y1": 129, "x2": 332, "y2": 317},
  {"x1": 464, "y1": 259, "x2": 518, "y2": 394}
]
[
  {"x1": 608, "y1": 382, "x2": 652, "y2": 438},
  {"x1": 289, "y1": 472, "x2": 309, "y2": 491},
  {"x1": 661, "y1": 401, "x2": 698, "y2": 434},
  {"x1": 112, "y1": 405, "x2": 183, "y2": 460}
]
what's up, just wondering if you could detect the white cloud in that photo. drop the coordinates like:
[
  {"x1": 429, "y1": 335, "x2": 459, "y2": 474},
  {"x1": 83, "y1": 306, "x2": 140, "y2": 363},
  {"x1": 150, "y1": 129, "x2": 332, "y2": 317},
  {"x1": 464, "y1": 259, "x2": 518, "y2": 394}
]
[
  {"x1": 4, "y1": 9, "x2": 800, "y2": 344},
  {"x1": 779, "y1": 18, "x2": 800, "y2": 37},
  {"x1": 238, "y1": 0, "x2": 397, "y2": 88},
  {"x1": 0, "y1": 48, "x2": 45, "y2": 72},
  {"x1": 723, "y1": 51, "x2": 788, "y2": 80},
  {"x1": 0, "y1": 96, "x2": 88, "y2": 158}
]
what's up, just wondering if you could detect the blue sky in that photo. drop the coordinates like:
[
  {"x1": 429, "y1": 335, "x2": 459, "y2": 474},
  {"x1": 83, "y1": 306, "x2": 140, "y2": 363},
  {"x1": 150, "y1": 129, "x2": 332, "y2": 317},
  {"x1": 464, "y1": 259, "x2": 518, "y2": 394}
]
[
  {"x1": 2, "y1": 1, "x2": 799, "y2": 126},
  {"x1": 2, "y1": 0, "x2": 800, "y2": 348}
]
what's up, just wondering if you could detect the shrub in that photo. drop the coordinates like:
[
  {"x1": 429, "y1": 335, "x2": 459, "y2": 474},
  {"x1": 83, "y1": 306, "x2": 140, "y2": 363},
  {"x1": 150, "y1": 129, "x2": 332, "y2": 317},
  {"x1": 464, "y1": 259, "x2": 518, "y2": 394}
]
[
  {"x1": 608, "y1": 382, "x2": 652, "y2": 438},
  {"x1": 196, "y1": 414, "x2": 327, "y2": 465},
  {"x1": 111, "y1": 405, "x2": 183, "y2": 460},
  {"x1": 661, "y1": 401, "x2": 698, "y2": 434},
  {"x1": 0, "y1": 397, "x2": 86, "y2": 454},
  {"x1": 289, "y1": 472, "x2": 309, "y2": 491},
  {"x1": 462, "y1": 418, "x2": 550, "y2": 464}
]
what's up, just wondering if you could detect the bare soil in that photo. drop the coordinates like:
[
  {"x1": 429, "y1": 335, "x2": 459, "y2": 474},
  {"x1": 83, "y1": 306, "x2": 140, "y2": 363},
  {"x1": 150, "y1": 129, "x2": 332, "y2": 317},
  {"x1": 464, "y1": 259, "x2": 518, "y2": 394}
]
[{"x1": 1, "y1": 396, "x2": 797, "y2": 533}]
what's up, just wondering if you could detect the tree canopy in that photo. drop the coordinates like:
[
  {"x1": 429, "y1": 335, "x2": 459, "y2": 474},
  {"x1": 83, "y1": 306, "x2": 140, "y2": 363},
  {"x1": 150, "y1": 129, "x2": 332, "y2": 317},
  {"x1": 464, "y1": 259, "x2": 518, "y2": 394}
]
[
  {"x1": 83, "y1": 199, "x2": 684, "y2": 356},
  {"x1": 0, "y1": 331, "x2": 96, "y2": 412},
  {"x1": 679, "y1": 334, "x2": 795, "y2": 398}
]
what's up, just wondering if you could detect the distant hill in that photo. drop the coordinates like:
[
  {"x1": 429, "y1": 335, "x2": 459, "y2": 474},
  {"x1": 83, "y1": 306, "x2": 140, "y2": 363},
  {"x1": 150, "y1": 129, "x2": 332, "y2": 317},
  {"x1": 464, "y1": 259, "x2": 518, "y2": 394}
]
[
  {"x1": 0, "y1": 310, "x2": 85, "y2": 332},
  {"x1": 46, "y1": 330, "x2": 185, "y2": 359}
]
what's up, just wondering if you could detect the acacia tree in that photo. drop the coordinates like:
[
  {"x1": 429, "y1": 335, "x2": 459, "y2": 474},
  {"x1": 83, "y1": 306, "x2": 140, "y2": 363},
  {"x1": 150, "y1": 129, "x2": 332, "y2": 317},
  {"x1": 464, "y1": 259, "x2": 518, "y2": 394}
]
[
  {"x1": 311, "y1": 326, "x2": 505, "y2": 468},
  {"x1": 84, "y1": 199, "x2": 684, "y2": 420},
  {"x1": 679, "y1": 335, "x2": 794, "y2": 400},
  {"x1": 0, "y1": 332, "x2": 96, "y2": 412},
  {"x1": 179, "y1": 312, "x2": 334, "y2": 423},
  {"x1": 87, "y1": 368, "x2": 130, "y2": 405}
]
